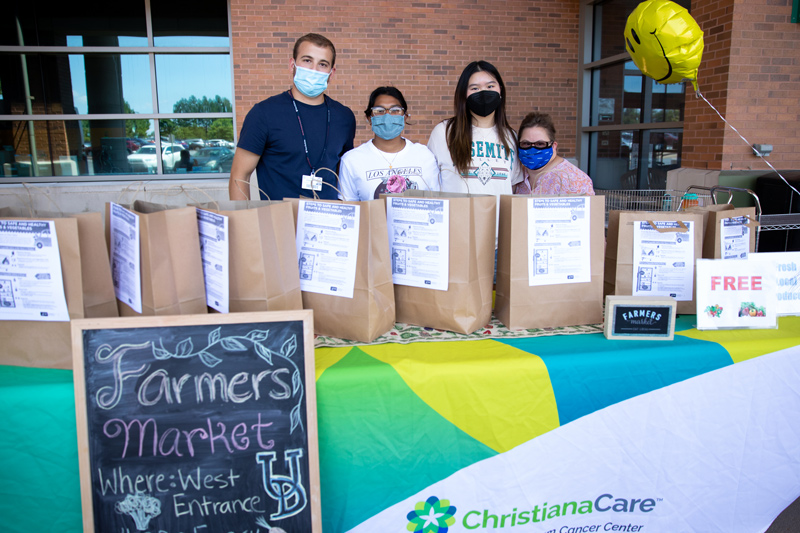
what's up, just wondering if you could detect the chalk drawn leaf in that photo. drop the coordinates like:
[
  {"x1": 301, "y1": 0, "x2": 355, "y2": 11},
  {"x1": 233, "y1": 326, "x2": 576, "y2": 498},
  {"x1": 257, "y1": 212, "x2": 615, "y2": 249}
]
[
  {"x1": 197, "y1": 350, "x2": 222, "y2": 367},
  {"x1": 176, "y1": 338, "x2": 194, "y2": 357},
  {"x1": 152, "y1": 344, "x2": 171, "y2": 359},
  {"x1": 254, "y1": 342, "x2": 273, "y2": 365},
  {"x1": 221, "y1": 337, "x2": 247, "y2": 351},
  {"x1": 292, "y1": 369, "x2": 302, "y2": 396},
  {"x1": 281, "y1": 335, "x2": 297, "y2": 358},
  {"x1": 290, "y1": 403, "x2": 303, "y2": 434},
  {"x1": 208, "y1": 327, "x2": 221, "y2": 346},
  {"x1": 246, "y1": 329, "x2": 269, "y2": 342}
]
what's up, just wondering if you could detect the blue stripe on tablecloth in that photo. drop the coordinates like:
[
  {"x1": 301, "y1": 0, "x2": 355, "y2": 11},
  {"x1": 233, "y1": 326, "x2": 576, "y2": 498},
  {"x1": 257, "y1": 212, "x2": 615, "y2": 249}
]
[{"x1": 499, "y1": 324, "x2": 733, "y2": 426}]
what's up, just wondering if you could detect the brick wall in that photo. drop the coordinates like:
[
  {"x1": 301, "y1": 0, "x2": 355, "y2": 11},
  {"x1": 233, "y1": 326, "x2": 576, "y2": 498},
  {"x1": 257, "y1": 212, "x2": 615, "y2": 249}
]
[
  {"x1": 683, "y1": 0, "x2": 800, "y2": 171},
  {"x1": 231, "y1": 0, "x2": 582, "y2": 157}
]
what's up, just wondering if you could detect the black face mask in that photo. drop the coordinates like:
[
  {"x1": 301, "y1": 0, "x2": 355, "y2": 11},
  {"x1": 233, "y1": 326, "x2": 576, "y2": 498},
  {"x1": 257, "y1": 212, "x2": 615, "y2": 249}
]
[{"x1": 466, "y1": 90, "x2": 502, "y2": 117}]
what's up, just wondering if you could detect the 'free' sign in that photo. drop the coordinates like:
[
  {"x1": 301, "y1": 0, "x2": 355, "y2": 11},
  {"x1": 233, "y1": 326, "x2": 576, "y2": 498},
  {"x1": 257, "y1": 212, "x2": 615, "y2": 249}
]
[{"x1": 711, "y1": 276, "x2": 762, "y2": 290}]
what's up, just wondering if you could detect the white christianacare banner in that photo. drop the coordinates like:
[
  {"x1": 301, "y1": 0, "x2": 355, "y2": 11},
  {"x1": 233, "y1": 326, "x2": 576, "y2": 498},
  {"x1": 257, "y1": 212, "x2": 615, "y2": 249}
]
[{"x1": 349, "y1": 345, "x2": 800, "y2": 533}]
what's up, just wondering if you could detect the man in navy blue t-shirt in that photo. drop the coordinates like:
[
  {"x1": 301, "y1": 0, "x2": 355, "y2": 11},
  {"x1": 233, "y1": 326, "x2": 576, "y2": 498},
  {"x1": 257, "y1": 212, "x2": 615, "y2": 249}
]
[{"x1": 229, "y1": 33, "x2": 356, "y2": 200}]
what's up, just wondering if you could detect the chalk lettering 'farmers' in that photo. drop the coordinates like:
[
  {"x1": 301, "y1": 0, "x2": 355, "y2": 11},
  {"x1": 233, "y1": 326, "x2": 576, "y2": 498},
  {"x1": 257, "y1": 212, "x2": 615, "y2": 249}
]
[{"x1": 90, "y1": 327, "x2": 304, "y2": 460}]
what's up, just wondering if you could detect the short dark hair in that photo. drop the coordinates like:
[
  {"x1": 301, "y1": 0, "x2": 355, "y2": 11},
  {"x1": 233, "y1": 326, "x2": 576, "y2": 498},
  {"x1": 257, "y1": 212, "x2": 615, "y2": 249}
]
[
  {"x1": 364, "y1": 86, "x2": 408, "y2": 119},
  {"x1": 293, "y1": 33, "x2": 336, "y2": 66},
  {"x1": 518, "y1": 112, "x2": 557, "y2": 143}
]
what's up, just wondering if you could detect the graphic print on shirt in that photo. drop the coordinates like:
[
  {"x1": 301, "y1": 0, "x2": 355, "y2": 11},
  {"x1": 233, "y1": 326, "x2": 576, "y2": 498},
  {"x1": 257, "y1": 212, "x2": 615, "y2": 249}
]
[
  {"x1": 365, "y1": 165, "x2": 424, "y2": 199},
  {"x1": 468, "y1": 140, "x2": 515, "y2": 185}
]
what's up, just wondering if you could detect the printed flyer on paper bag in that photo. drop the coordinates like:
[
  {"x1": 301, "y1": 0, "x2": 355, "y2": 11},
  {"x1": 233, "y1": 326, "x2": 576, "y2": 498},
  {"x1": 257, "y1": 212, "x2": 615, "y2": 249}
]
[
  {"x1": 196, "y1": 208, "x2": 229, "y2": 313},
  {"x1": 721, "y1": 216, "x2": 750, "y2": 260},
  {"x1": 696, "y1": 258, "x2": 777, "y2": 330},
  {"x1": 386, "y1": 197, "x2": 449, "y2": 291},
  {"x1": 109, "y1": 202, "x2": 142, "y2": 313},
  {"x1": 527, "y1": 197, "x2": 591, "y2": 286},
  {"x1": 0, "y1": 219, "x2": 70, "y2": 321},
  {"x1": 296, "y1": 201, "x2": 360, "y2": 298},
  {"x1": 632, "y1": 220, "x2": 694, "y2": 301}
]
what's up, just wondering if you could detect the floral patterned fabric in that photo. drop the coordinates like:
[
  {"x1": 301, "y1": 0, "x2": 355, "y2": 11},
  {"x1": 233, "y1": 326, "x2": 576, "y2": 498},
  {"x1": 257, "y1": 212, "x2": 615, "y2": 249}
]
[
  {"x1": 514, "y1": 158, "x2": 595, "y2": 195},
  {"x1": 314, "y1": 315, "x2": 604, "y2": 348}
]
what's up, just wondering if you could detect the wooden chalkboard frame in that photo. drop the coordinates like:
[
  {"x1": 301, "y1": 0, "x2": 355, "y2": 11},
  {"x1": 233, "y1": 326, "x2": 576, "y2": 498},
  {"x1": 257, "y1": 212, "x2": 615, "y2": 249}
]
[{"x1": 71, "y1": 310, "x2": 320, "y2": 533}]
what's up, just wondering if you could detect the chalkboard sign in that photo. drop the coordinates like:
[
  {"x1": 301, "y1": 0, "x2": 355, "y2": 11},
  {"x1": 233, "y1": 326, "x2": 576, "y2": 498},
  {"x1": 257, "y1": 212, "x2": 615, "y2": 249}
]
[
  {"x1": 71, "y1": 311, "x2": 320, "y2": 533},
  {"x1": 604, "y1": 295, "x2": 677, "y2": 341}
]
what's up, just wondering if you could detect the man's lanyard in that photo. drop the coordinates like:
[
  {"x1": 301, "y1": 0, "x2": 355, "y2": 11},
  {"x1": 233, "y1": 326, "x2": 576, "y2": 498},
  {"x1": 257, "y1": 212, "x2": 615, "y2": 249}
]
[{"x1": 288, "y1": 90, "x2": 331, "y2": 174}]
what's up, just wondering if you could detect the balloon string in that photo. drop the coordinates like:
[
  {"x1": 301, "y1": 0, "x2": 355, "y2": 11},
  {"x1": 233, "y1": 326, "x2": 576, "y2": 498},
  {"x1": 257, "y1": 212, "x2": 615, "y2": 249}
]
[{"x1": 695, "y1": 87, "x2": 800, "y2": 198}]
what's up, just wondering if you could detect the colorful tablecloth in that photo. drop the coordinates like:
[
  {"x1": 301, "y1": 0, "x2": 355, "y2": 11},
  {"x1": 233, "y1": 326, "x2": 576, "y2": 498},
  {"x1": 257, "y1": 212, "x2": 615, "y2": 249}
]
[{"x1": 2, "y1": 315, "x2": 799, "y2": 533}]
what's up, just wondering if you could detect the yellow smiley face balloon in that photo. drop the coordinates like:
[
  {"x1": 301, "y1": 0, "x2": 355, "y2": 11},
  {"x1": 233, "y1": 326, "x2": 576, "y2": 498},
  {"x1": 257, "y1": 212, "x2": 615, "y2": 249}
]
[{"x1": 625, "y1": 0, "x2": 704, "y2": 89}]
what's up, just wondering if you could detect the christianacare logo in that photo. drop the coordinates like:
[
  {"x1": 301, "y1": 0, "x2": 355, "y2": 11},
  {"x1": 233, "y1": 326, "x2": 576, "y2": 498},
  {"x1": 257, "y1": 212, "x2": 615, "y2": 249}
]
[{"x1": 407, "y1": 496, "x2": 457, "y2": 532}]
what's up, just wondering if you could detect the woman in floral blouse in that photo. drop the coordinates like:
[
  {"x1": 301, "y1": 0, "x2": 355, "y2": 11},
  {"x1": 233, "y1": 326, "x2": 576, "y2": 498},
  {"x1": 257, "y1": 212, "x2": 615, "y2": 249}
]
[{"x1": 513, "y1": 112, "x2": 595, "y2": 196}]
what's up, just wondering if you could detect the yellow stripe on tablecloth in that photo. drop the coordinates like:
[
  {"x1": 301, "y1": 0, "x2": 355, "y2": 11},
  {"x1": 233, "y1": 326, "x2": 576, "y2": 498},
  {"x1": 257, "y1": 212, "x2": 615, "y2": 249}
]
[
  {"x1": 358, "y1": 339, "x2": 560, "y2": 453},
  {"x1": 677, "y1": 316, "x2": 800, "y2": 363}
]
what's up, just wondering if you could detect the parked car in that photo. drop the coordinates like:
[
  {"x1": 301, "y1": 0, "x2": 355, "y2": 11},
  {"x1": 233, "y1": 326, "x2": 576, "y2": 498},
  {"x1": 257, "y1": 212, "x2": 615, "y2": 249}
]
[
  {"x1": 127, "y1": 144, "x2": 185, "y2": 173},
  {"x1": 186, "y1": 139, "x2": 205, "y2": 149},
  {"x1": 125, "y1": 138, "x2": 143, "y2": 153},
  {"x1": 192, "y1": 147, "x2": 234, "y2": 172}
]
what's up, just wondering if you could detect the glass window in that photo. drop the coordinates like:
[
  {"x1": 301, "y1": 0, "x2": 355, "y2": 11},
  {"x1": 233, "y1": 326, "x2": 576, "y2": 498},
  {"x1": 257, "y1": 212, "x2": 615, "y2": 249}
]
[
  {"x1": 1, "y1": 3, "x2": 147, "y2": 47},
  {"x1": 585, "y1": 2, "x2": 690, "y2": 190},
  {"x1": 151, "y1": 0, "x2": 230, "y2": 47},
  {"x1": 591, "y1": 62, "x2": 646, "y2": 127},
  {"x1": 592, "y1": 0, "x2": 643, "y2": 61},
  {"x1": 155, "y1": 55, "x2": 232, "y2": 113},
  {"x1": 0, "y1": 1, "x2": 233, "y2": 183},
  {"x1": 0, "y1": 53, "x2": 152, "y2": 115},
  {"x1": 650, "y1": 79, "x2": 685, "y2": 123},
  {"x1": 160, "y1": 118, "x2": 235, "y2": 174},
  {"x1": 0, "y1": 119, "x2": 156, "y2": 178}
]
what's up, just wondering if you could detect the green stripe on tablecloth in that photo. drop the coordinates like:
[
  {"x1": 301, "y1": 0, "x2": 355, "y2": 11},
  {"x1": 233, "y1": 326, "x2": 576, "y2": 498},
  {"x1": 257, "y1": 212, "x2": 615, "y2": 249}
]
[
  {"x1": 0, "y1": 365, "x2": 82, "y2": 533},
  {"x1": 316, "y1": 348, "x2": 495, "y2": 533}
]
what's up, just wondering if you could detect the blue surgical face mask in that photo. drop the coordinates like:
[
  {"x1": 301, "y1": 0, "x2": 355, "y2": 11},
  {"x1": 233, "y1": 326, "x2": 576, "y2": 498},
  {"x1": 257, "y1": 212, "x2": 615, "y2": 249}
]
[
  {"x1": 371, "y1": 114, "x2": 405, "y2": 141},
  {"x1": 519, "y1": 145, "x2": 554, "y2": 170},
  {"x1": 293, "y1": 65, "x2": 330, "y2": 98}
]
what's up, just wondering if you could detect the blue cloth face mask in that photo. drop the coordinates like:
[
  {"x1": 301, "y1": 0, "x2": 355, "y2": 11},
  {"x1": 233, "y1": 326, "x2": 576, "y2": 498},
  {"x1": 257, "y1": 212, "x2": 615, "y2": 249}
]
[
  {"x1": 293, "y1": 65, "x2": 330, "y2": 98},
  {"x1": 371, "y1": 114, "x2": 405, "y2": 141},
  {"x1": 519, "y1": 145, "x2": 554, "y2": 170}
]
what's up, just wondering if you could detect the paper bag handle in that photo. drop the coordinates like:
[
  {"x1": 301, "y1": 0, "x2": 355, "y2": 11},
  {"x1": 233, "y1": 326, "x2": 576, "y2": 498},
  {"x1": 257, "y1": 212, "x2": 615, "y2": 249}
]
[
  {"x1": 311, "y1": 167, "x2": 343, "y2": 200},
  {"x1": 231, "y1": 178, "x2": 272, "y2": 202},
  {"x1": 13, "y1": 183, "x2": 66, "y2": 217},
  {"x1": 115, "y1": 181, "x2": 146, "y2": 206},
  {"x1": 741, "y1": 214, "x2": 760, "y2": 229}
]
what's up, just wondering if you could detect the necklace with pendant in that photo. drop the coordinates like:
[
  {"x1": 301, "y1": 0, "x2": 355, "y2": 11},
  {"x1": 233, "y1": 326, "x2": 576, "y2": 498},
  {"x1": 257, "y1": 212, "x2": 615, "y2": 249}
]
[{"x1": 377, "y1": 147, "x2": 401, "y2": 169}]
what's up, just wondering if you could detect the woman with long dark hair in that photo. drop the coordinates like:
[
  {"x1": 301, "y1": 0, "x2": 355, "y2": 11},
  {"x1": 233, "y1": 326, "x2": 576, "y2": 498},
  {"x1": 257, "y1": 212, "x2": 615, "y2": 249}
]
[
  {"x1": 427, "y1": 61, "x2": 522, "y2": 196},
  {"x1": 339, "y1": 86, "x2": 441, "y2": 200}
]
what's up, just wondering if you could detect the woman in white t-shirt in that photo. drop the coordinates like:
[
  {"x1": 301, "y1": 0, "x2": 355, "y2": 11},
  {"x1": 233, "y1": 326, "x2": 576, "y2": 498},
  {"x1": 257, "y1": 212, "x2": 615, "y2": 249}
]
[
  {"x1": 427, "y1": 61, "x2": 523, "y2": 197},
  {"x1": 339, "y1": 87, "x2": 441, "y2": 201}
]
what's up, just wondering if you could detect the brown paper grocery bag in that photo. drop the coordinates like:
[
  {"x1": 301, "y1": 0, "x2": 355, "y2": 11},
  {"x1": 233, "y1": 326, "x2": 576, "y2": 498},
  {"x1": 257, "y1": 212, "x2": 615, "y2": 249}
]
[
  {"x1": 686, "y1": 205, "x2": 757, "y2": 259},
  {"x1": 288, "y1": 198, "x2": 395, "y2": 342},
  {"x1": 496, "y1": 195, "x2": 605, "y2": 329},
  {"x1": 0, "y1": 216, "x2": 83, "y2": 369},
  {"x1": 389, "y1": 191, "x2": 496, "y2": 334},
  {"x1": 106, "y1": 201, "x2": 207, "y2": 316},
  {"x1": 0, "y1": 208, "x2": 118, "y2": 319},
  {"x1": 194, "y1": 200, "x2": 303, "y2": 313},
  {"x1": 604, "y1": 210, "x2": 704, "y2": 314}
]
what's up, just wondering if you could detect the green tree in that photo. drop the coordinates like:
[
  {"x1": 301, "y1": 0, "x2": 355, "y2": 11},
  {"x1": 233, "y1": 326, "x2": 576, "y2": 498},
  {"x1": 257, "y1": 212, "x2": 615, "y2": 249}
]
[
  {"x1": 622, "y1": 107, "x2": 641, "y2": 124},
  {"x1": 124, "y1": 101, "x2": 151, "y2": 138},
  {"x1": 207, "y1": 119, "x2": 234, "y2": 141},
  {"x1": 171, "y1": 95, "x2": 233, "y2": 135}
]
